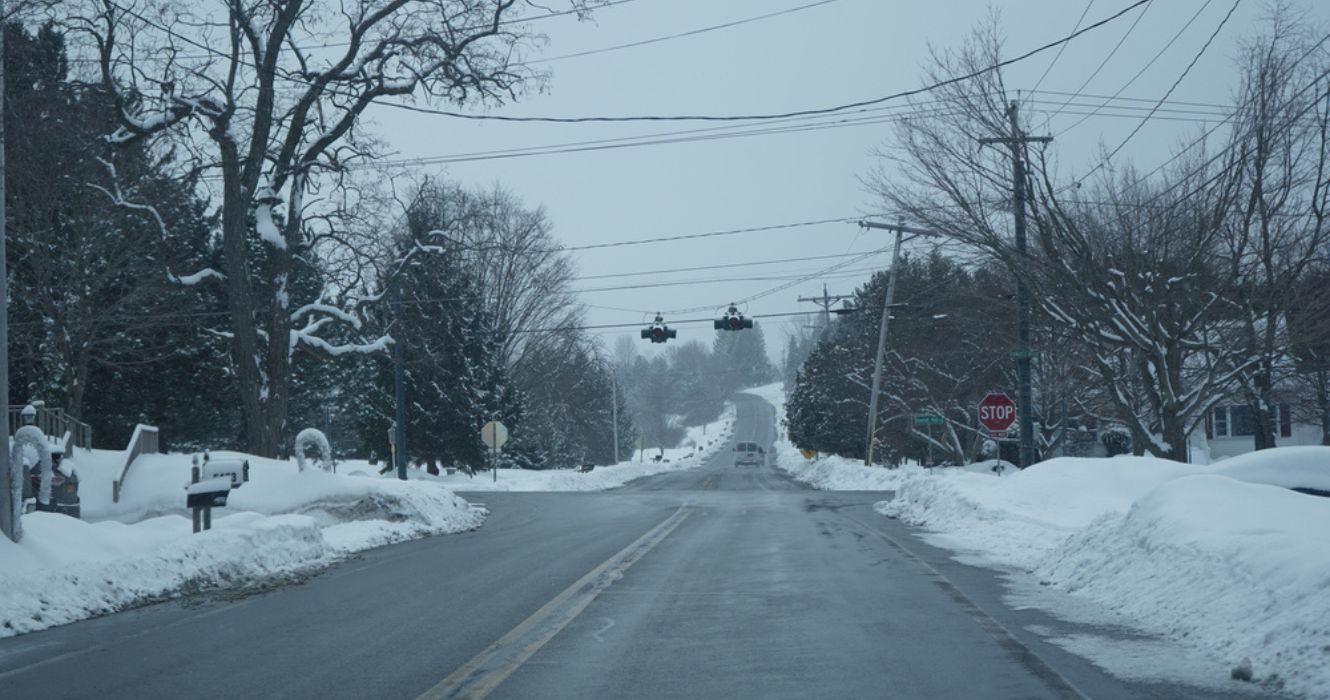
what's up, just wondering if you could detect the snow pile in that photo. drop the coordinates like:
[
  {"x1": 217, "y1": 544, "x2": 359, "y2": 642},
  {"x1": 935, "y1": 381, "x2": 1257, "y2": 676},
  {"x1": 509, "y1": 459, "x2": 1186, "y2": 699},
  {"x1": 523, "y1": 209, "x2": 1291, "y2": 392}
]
[
  {"x1": 1036, "y1": 475, "x2": 1330, "y2": 697},
  {"x1": 878, "y1": 456, "x2": 1202, "y2": 569},
  {"x1": 873, "y1": 451, "x2": 1330, "y2": 695},
  {"x1": 3, "y1": 450, "x2": 482, "y2": 638},
  {"x1": 1210, "y1": 445, "x2": 1330, "y2": 493},
  {"x1": 0, "y1": 511, "x2": 331, "y2": 637}
]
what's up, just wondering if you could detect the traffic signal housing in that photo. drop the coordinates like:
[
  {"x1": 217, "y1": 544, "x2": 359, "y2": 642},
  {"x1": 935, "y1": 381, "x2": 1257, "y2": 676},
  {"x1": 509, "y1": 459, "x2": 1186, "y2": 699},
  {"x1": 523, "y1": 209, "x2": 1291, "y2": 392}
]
[
  {"x1": 714, "y1": 305, "x2": 753, "y2": 331},
  {"x1": 641, "y1": 314, "x2": 678, "y2": 343}
]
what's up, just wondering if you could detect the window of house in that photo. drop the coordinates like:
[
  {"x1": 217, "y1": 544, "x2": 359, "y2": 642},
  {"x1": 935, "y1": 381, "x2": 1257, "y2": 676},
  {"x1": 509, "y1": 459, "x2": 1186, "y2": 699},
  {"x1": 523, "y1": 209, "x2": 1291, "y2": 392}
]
[
  {"x1": 1228, "y1": 405, "x2": 1256, "y2": 437},
  {"x1": 1210, "y1": 404, "x2": 1292, "y2": 439}
]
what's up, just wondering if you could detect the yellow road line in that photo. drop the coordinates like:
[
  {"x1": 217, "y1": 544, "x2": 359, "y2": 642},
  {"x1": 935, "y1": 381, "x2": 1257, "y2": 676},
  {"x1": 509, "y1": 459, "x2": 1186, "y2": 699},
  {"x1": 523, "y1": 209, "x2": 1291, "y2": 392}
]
[{"x1": 417, "y1": 506, "x2": 691, "y2": 700}]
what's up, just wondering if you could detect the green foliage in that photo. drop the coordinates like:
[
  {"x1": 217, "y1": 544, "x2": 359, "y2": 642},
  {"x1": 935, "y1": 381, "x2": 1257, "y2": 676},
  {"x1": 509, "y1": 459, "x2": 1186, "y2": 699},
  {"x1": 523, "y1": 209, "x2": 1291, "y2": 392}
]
[
  {"x1": 785, "y1": 252, "x2": 1015, "y2": 464},
  {"x1": 4, "y1": 22, "x2": 230, "y2": 449}
]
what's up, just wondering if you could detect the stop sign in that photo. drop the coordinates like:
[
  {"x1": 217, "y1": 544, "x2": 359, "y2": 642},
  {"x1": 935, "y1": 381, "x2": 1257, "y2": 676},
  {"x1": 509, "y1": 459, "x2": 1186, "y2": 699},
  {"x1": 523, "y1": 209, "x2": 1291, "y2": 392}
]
[{"x1": 977, "y1": 393, "x2": 1017, "y2": 434}]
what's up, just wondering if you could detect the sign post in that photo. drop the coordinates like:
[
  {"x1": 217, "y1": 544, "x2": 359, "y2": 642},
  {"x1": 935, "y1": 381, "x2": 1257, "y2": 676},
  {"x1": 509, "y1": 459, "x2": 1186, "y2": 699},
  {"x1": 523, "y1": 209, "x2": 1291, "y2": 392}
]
[
  {"x1": 977, "y1": 393, "x2": 1017, "y2": 440},
  {"x1": 481, "y1": 419, "x2": 508, "y2": 483},
  {"x1": 914, "y1": 414, "x2": 943, "y2": 471}
]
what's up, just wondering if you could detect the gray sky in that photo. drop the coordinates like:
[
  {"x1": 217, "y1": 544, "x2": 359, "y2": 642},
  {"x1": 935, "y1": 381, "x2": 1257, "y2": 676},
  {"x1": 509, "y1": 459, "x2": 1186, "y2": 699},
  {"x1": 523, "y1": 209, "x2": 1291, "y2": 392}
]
[{"x1": 364, "y1": 0, "x2": 1328, "y2": 363}]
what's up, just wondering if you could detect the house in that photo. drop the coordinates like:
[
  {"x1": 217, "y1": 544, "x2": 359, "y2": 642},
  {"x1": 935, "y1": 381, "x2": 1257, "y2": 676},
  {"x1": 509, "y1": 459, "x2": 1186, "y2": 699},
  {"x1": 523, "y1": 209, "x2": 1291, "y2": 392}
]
[{"x1": 1201, "y1": 402, "x2": 1323, "y2": 461}]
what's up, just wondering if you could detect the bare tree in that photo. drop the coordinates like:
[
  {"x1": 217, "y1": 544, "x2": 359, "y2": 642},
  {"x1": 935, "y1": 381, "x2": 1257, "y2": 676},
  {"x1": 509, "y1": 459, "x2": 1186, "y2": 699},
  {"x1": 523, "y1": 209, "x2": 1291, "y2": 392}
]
[
  {"x1": 70, "y1": 0, "x2": 600, "y2": 455},
  {"x1": 1219, "y1": 9, "x2": 1330, "y2": 450},
  {"x1": 864, "y1": 17, "x2": 1251, "y2": 462}
]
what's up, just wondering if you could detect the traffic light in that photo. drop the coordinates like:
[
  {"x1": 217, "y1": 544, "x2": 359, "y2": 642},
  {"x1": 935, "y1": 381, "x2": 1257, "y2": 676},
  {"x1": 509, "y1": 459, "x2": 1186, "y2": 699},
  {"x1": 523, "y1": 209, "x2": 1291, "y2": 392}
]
[
  {"x1": 641, "y1": 314, "x2": 678, "y2": 343},
  {"x1": 714, "y1": 305, "x2": 753, "y2": 331}
]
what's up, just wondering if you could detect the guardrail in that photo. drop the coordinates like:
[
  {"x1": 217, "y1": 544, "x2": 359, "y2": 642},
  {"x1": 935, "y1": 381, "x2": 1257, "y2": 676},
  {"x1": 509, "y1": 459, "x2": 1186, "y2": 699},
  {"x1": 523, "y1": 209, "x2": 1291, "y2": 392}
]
[
  {"x1": 113, "y1": 424, "x2": 159, "y2": 503},
  {"x1": 7, "y1": 404, "x2": 93, "y2": 450}
]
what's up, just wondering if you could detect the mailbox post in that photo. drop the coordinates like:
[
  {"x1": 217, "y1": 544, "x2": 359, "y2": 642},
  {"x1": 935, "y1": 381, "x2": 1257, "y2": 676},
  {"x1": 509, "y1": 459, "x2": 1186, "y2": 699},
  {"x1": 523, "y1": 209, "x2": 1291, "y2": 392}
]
[{"x1": 187, "y1": 454, "x2": 249, "y2": 533}]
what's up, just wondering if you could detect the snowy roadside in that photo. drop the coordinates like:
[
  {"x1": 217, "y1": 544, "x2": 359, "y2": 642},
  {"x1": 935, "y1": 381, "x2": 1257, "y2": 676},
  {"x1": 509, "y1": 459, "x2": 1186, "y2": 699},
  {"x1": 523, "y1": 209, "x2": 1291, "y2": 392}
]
[
  {"x1": 0, "y1": 405, "x2": 735, "y2": 638},
  {"x1": 411, "y1": 401, "x2": 737, "y2": 492},
  {"x1": 749, "y1": 383, "x2": 1330, "y2": 697},
  {"x1": 2, "y1": 454, "x2": 482, "y2": 638}
]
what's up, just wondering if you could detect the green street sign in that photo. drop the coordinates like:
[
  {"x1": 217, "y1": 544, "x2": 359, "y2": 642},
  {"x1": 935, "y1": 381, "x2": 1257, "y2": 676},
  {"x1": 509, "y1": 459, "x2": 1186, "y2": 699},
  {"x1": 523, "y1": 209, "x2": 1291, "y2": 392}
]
[
  {"x1": 1008, "y1": 349, "x2": 1042, "y2": 360},
  {"x1": 914, "y1": 414, "x2": 944, "y2": 426}
]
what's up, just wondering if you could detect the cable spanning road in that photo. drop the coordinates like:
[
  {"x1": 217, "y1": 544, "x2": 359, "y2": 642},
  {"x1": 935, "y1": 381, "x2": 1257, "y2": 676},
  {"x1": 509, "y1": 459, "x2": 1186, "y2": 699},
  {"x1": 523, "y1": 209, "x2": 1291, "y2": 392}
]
[{"x1": 0, "y1": 394, "x2": 1274, "y2": 699}]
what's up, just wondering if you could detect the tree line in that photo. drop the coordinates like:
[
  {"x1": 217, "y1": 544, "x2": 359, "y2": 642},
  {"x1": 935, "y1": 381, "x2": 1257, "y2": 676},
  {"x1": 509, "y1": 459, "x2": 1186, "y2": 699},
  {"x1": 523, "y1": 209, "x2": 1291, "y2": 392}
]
[
  {"x1": 4, "y1": 15, "x2": 637, "y2": 470},
  {"x1": 787, "y1": 8, "x2": 1330, "y2": 464}
]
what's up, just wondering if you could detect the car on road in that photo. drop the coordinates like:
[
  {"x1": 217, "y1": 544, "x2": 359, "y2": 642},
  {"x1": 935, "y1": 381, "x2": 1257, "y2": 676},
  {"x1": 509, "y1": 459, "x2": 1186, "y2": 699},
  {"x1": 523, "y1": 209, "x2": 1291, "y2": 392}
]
[{"x1": 733, "y1": 441, "x2": 765, "y2": 468}]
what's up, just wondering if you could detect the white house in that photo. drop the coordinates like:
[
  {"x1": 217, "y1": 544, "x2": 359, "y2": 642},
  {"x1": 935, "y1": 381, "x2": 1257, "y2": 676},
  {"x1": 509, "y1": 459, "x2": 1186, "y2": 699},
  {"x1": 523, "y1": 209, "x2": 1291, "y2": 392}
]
[{"x1": 1200, "y1": 402, "x2": 1324, "y2": 461}]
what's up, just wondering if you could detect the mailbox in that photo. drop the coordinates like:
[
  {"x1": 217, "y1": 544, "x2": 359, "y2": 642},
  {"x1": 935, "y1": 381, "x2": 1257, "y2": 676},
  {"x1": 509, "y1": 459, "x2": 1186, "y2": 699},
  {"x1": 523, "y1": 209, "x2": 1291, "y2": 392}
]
[
  {"x1": 187, "y1": 453, "x2": 249, "y2": 533},
  {"x1": 201, "y1": 459, "x2": 249, "y2": 488},
  {"x1": 186, "y1": 477, "x2": 234, "y2": 509}
]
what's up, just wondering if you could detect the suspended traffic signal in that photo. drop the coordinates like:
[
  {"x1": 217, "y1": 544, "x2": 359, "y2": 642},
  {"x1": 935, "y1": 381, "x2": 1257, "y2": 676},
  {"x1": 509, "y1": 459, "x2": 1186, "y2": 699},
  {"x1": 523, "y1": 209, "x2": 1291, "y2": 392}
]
[
  {"x1": 714, "y1": 305, "x2": 753, "y2": 331},
  {"x1": 641, "y1": 314, "x2": 678, "y2": 343}
]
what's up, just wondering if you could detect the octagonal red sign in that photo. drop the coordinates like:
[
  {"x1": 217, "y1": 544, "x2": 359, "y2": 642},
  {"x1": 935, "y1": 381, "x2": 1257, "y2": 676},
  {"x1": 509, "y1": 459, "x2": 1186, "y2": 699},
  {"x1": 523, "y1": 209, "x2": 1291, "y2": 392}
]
[{"x1": 977, "y1": 393, "x2": 1017, "y2": 433}]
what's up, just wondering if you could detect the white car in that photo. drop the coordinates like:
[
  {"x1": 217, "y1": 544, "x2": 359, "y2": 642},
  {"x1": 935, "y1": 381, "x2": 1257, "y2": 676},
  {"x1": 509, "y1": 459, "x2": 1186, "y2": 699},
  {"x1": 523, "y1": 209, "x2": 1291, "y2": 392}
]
[{"x1": 733, "y1": 442, "x2": 765, "y2": 468}]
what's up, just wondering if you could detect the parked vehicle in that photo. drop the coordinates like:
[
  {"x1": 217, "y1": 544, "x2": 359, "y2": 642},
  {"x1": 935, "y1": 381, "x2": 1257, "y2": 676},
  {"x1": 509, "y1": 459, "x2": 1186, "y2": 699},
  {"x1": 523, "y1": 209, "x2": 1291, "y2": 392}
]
[{"x1": 733, "y1": 441, "x2": 765, "y2": 468}]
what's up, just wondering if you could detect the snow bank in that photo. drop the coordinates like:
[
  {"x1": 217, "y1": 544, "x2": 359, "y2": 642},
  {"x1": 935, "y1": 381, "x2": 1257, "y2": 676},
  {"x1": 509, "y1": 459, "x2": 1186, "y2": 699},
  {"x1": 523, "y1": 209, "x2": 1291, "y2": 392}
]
[
  {"x1": 0, "y1": 511, "x2": 331, "y2": 637},
  {"x1": 874, "y1": 451, "x2": 1330, "y2": 694},
  {"x1": 878, "y1": 456, "x2": 1202, "y2": 569},
  {"x1": 1037, "y1": 475, "x2": 1330, "y2": 697},
  {"x1": 3, "y1": 449, "x2": 482, "y2": 638},
  {"x1": 1211, "y1": 445, "x2": 1330, "y2": 493},
  {"x1": 749, "y1": 383, "x2": 1330, "y2": 695}
]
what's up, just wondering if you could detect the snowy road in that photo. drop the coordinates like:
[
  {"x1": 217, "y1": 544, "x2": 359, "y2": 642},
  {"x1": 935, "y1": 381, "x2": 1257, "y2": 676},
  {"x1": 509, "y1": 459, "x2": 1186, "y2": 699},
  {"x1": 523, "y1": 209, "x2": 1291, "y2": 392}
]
[{"x1": 0, "y1": 395, "x2": 1279, "y2": 698}]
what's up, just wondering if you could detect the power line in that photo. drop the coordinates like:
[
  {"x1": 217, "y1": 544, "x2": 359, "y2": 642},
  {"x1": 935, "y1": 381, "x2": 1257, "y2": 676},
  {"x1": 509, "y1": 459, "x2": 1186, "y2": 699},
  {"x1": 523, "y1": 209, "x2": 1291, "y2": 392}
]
[
  {"x1": 377, "y1": 0, "x2": 1151, "y2": 123},
  {"x1": 1117, "y1": 31, "x2": 1330, "y2": 209},
  {"x1": 528, "y1": 0, "x2": 844, "y2": 65},
  {"x1": 561, "y1": 217, "x2": 856, "y2": 251},
  {"x1": 1031, "y1": 0, "x2": 1095, "y2": 95},
  {"x1": 1065, "y1": 0, "x2": 1243, "y2": 190},
  {"x1": 1052, "y1": 0, "x2": 1218, "y2": 137},
  {"x1": 1043, "y1": 0, "x2": 1154, "y2": 123},
  {"x1": 574, "y1": 249, "x2": 889, "y2": 281}
]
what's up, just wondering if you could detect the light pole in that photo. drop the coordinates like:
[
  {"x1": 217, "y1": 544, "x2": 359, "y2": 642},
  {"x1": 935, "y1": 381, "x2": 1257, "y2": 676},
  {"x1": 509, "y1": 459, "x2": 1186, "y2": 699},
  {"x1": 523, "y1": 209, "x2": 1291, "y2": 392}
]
[{"x1": 858, "y1": 221, "x2": 936, "y2": 466}]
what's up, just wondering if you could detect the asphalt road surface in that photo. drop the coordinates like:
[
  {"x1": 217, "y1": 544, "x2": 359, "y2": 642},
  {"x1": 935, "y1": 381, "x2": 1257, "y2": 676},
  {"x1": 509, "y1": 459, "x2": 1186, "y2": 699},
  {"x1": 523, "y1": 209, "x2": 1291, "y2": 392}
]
[{"x1": 0, "y1": 394, "x2": 1279, "y2": 699}]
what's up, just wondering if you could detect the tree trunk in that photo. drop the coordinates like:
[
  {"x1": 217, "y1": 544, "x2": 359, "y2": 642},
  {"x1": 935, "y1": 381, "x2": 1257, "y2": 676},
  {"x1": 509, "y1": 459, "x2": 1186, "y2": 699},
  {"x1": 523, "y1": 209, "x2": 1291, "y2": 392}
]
[
  {"x1": 1250, "y1": 361, "x2": 1278, "y2": 450},
  {"x1": 1318, "y1": 373, "x2": 1330, "y2": 446}
]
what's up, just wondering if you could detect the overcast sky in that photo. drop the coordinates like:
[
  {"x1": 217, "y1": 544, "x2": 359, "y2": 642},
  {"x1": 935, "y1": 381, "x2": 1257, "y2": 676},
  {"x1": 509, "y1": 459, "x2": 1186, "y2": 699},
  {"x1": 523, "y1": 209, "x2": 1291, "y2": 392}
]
[{"x1": 363, "y1": 0, "x2": 1329, "y2": 364}]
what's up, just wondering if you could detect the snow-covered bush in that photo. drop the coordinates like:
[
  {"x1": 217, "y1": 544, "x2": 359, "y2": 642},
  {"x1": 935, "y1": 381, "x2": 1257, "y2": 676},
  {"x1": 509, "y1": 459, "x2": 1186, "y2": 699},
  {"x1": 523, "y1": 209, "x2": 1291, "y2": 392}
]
[{"x1": 294, "y1": 429, "x2": 332, "y2": 472}]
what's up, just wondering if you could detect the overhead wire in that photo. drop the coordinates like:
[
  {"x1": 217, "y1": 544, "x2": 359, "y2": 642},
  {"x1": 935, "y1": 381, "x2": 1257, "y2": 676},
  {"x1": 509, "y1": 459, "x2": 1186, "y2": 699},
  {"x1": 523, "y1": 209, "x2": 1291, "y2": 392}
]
[
  {"x1": 1031, "y1": 0, "x2": 1095, "y2": 98},
  {"x1": 527, "y1": 0, "x2": 844, "y2": 65},
  {"x1": 1060, "y1": 0, "x2": 1243, "y2": 191},
  {"x1": 1042, "y1": 0, "x2": 1155, "y2": 123},
  {"x1": 377, "y1": 0, "x2": 1152, "y2": 123},
  {"x1": 1051, "y1": 0, "x2": 1217, "y2": 138}
]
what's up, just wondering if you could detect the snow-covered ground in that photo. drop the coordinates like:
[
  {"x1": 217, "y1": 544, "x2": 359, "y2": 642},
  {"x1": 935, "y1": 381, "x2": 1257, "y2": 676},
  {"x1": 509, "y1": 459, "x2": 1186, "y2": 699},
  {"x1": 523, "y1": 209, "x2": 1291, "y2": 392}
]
[
  {"x1": 415, "y1": 401, "x2": 736, "y2": 492},
  {"x1": 1, "y1": 451, "x2": 483, "y2": 638},
  {"x1": 749, "y1": 382, "x2": 1330, "y2": 698},
  {"x1": 1, "y1": 405, "x2": 735, "y2": 638}
]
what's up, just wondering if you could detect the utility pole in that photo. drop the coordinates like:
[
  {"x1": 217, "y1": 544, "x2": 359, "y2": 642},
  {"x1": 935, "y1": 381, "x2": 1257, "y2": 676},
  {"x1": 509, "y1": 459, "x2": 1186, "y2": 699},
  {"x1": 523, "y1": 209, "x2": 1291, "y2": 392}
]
[
  {"x1": 0, "y1": 7, "x2": 14, "y2": 542},
  {"x1": 610, "y1": 366, "x2": 620, "y2": 463},
  {"x1": 979, "y1": 100, "x2": 1052, "y2": 469},
  {"x1": 391, "y1": 285, "x2": 408, "y2": 481},
  {"x1": 858, "y1": 221, "x2": 936, "y2": 466},
  {"x1": 798, "y1": 284, "x2": 853, "y2": 330}
]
